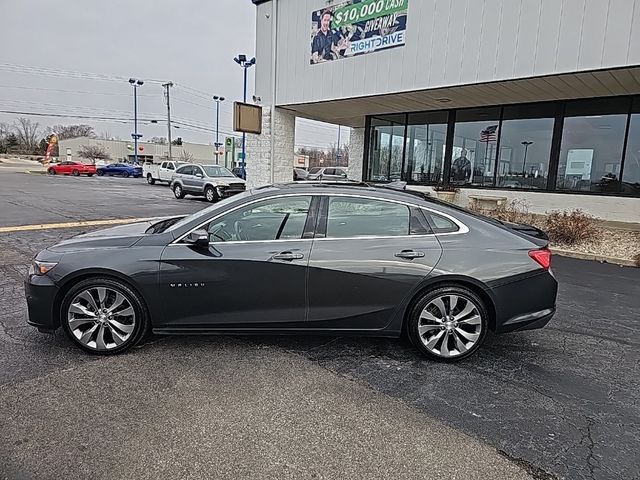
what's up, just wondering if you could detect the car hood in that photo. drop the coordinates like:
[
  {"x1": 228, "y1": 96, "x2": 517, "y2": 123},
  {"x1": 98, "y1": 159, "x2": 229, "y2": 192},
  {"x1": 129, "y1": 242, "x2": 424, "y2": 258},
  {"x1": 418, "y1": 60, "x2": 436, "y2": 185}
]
[{"x1": 48, "y1": 220, "x2": 156, "y2": 252}]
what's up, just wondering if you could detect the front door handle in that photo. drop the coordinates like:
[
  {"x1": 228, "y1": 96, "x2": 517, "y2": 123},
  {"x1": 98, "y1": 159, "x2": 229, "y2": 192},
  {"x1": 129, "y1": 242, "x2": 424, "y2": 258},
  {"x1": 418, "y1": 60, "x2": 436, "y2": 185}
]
[
  {"x1": 395, "y1": 250, "x2": 425, "y2": 259},
  {"x1": 273, "y1": 251, "x2": 304, "y2": 261}
]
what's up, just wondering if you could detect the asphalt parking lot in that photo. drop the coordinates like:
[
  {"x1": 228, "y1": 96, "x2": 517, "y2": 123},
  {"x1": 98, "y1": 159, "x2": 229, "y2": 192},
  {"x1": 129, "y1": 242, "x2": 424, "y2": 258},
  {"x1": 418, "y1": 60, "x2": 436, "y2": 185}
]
[{"x1": 0, "y1": 172, "x2": 638, "y2": 480}]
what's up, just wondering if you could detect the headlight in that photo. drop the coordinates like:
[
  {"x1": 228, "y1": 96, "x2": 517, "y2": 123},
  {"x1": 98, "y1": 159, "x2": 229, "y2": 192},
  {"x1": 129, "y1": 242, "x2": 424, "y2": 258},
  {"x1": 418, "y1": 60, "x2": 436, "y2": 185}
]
[{"x1": 29, "y1": 260, "x2": 58, "y2": 276}]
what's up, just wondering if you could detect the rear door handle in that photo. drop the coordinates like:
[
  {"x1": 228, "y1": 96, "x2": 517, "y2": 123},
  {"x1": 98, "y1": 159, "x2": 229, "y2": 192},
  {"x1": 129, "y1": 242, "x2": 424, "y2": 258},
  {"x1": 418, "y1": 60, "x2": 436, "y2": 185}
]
[
  {"x1": 395, "y1": 250, "x2": 425, "y2": 259},
  {"x1": 273, "y1": 251, "x2": 304, "y2": 261}
]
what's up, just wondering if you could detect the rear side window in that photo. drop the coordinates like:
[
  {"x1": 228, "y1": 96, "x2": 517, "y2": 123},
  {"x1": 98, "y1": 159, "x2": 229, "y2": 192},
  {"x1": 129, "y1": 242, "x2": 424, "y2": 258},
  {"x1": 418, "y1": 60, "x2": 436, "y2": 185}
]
[
  {"x1": 423, "y1": 211, "x2": 460, "y2": 234},
  {"x1": 176, "y1": 166, "x2": 193, "y2": 175},
  {"x1": 326, "y1": 197, "x2": 409, "y2": 238}
]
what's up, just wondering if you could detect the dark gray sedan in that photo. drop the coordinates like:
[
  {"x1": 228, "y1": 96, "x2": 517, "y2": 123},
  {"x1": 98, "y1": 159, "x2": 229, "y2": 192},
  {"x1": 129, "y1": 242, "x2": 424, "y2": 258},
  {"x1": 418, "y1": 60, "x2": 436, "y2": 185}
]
[{"x1": 25, "y1": 183, "x2": 557, "y2": 361}]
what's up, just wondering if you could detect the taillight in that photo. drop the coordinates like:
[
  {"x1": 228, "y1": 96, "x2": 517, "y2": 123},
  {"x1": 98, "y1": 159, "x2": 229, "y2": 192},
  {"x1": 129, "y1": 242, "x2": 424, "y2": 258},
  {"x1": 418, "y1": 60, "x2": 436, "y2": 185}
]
[{"x1": 529, "y1": 248, "x2": 552, "y2": 270}]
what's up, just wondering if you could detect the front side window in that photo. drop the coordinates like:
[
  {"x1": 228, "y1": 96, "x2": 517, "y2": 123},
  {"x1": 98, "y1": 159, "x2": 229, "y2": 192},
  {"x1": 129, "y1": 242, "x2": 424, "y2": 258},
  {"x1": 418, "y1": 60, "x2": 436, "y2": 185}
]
[
  {"x1": 326, "y1": 197, "x2": 410, "y2": 238},
  {"x1": 203, "y1": 196, "x2": 312, "y2": 243}
]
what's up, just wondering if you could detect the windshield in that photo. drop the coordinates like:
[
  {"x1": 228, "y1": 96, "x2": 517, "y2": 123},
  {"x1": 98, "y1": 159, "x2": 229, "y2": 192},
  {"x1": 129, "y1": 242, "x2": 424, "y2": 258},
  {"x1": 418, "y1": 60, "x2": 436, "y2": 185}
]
[
  {"x1": 165, "y1": 190, "x2": 254, "y2": 233},
  {"x1": 202, "y1": 165, "x2": 235, "y2": 178},
  {"x1": 308, "y1": 167, "x2": 322, "y2": 174}
]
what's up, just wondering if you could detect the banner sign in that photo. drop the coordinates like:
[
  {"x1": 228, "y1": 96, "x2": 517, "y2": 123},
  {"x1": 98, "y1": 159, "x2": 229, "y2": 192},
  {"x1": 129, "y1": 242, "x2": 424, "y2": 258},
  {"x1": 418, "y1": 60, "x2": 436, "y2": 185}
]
[{"x1": 310, "y1": 0, "x2": 408, "y2": 64}]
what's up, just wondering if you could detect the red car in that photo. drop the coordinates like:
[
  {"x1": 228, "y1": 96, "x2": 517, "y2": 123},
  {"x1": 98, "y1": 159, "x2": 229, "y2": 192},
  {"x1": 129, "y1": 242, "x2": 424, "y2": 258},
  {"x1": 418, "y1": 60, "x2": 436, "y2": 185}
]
[{"x1": 47, "y1": 161, "x2": 97, "y2": 177}]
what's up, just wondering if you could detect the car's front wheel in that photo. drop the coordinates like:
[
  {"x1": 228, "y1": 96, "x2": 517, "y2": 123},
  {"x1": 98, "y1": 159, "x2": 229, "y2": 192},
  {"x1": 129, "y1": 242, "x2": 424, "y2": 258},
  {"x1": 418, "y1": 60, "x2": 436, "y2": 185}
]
[
  {"x1": 173, "y1": 183, "x2": 185, "y2": 199},
  {"x1": 97, "y1": 170, "x2": 104, "y2": 176},
  {"x1": 204, "y1": 186, "x2": 218, "y2": 203},
  {"x1": 407, "y1": 286, "x2": 488, "y2": 362},
  {"x1": 60, "y1": 277, "x2": 149, "y2": 355}
]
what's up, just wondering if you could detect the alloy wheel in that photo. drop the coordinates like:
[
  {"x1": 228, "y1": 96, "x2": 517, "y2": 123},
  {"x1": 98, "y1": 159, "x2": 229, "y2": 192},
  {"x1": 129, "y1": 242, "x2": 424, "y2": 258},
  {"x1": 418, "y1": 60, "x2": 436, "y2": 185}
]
[
  {"x1": 66, "y1": 286, "x2": 136, "y2": 351},
  {"x1": 417, "y1": 294, "x2": 483, "y2": 358}
]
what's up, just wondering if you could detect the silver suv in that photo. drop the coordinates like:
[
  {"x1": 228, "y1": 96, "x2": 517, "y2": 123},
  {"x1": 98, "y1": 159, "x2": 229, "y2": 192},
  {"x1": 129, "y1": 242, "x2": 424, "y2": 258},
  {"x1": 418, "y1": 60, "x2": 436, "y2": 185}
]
[
  {"x1": 170, "y1": 164, "x2": 247, "y2": 202},
  {"x1": 306, "y1": 166, "x2": 348, "y2": 181}
]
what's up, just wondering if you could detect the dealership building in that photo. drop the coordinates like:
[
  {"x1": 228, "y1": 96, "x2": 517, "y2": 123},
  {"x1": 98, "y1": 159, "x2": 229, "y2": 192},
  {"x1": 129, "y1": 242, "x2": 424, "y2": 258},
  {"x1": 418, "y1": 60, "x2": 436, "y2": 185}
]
[{"x1": 248, "y1": 0, "x2": 640, "y2": 222}]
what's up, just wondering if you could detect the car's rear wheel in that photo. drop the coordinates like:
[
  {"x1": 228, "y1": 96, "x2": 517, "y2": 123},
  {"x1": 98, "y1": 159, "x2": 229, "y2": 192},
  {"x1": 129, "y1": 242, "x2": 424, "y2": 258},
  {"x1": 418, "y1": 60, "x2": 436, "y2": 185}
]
[
  {"x1": 407, "y1": 286, "x2": 488, "y2": 362},
  {"x1": 173, "y1": 184, "x2": 185, "y2": 199},
  {"x1": 60, "y1": 277, "x2": 149, "y2": 355},
  {"x1": 122, "y1": 171, "x2": 130, "y2": 178},
  {"x1": 72, "y1": 169, "x2": 80, "y2": 176},
  {"x1": 47, "y1": 168, "x2": 56, "y2": 175},
  {"x1": 204, "y1": 186, "x2": 218, "y2": 203},
  {"x1": 147, "y1": 174, "x2": 155, "y2": 185}
]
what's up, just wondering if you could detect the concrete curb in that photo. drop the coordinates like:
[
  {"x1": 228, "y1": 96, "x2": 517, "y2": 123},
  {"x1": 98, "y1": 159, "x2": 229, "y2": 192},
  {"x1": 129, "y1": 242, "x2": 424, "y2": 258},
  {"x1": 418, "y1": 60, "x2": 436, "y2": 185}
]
[
  {"x1": 25, "y1": 170, "x2": 46, "y2": 175},
  {"x1": 551, "y1": 248, "x2": 637, "y2": 267}
]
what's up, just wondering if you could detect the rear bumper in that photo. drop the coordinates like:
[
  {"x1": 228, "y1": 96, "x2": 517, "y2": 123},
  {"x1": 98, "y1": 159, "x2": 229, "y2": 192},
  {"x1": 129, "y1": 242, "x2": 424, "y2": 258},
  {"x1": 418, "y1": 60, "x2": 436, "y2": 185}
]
[
  {"x1": 490, "y1": 270, "x2": 558, "y2": 334},
  {"x1": 24, "y1": 274, "x2": 59, "y2": 331}
]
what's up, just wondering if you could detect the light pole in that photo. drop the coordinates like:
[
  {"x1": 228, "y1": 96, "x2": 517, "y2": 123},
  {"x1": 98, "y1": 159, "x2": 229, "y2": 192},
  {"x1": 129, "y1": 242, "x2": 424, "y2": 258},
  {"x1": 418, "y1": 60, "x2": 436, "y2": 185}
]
[
  {"x1": 213, "y1": 95, "x2": 225, "y2": 165},
  {"x1": 233, "y1": 54, "x2": 256, "y2": 180},
  {"x1": 521, "y1": 141, "x2": 533, "y2": 177},
  {"x1": 129, "y1": 78, "x2": 144, "y2": 164},
  {"x1": 163, "y1": 82, "x2": 173, "y2": 160}
]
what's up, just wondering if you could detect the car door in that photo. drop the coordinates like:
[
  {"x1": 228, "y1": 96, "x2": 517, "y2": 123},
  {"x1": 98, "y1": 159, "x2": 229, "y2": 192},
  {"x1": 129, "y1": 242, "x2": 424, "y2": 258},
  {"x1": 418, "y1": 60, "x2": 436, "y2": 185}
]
[
  {"x1": 158, "y1": 195, "x2": 316, "y2": 328},
  {"x1": 306, "y1": 195, "x2": 443, "y2": 330},
  {"x1": 58, "y1": 162, "x2": 72, "y2": 174},
  {"x1": 180, "y1": 166, "x2": 197, "y2": 192},
  {"x1": 103, "y1": 164, "x2": 115, "y2": 175},
  {"x1": 190, "y1": 165, "x2": 206, "y2": 193}
]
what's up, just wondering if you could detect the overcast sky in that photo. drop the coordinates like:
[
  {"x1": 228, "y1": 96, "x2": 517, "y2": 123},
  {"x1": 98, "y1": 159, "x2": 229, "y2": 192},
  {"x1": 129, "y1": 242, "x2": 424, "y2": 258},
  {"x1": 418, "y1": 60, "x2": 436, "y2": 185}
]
[{"x1": 0, "y1": 0, "x2": 348, "y2": 150}]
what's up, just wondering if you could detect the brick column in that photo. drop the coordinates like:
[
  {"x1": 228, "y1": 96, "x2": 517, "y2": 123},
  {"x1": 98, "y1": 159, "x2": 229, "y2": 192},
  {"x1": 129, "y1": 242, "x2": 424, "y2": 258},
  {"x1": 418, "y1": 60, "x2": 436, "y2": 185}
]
[
  {"x1": 348, "y1": 127, "x2": 366, "y2": 182},
  {"x1": 246, "y1": 106, "x2": 295, "y2": 189}
]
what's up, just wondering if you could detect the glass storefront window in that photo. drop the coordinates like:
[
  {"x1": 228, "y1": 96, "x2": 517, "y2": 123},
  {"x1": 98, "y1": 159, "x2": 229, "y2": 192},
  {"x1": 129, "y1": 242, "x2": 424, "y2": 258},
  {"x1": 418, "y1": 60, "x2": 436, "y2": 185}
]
[
  {"x1": 557, "y1": 99, "x2": 629, "y2": 193},
  {"x1": 367, "y1": 115, "x2": 405, "y2": 182},
  {"x1": 449, "y1": 108, "x2": 501, "y2": 187},
  {"x1": 404, "y1": 112, "x2": 448, "y2": 184},
  {"x1": 497, "y1": 104, "x2": 556, "y2": 190},
  {"x1": 622, "y1": 106, "x2": 640, "y2": 195}
]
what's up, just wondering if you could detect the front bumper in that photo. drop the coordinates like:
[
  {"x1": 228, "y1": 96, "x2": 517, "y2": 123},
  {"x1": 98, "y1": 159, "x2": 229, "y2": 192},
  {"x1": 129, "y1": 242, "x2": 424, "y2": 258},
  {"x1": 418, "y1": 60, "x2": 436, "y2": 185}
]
[
  {"x1": 491, "y1": 270, "x2": 558, "y2": 334},
  {"x1": 217, "y1": 185, "x2": 246, "y2": 198},
  {"x1": 24, "y1": 274, "x2": 59, "y2": 332}
]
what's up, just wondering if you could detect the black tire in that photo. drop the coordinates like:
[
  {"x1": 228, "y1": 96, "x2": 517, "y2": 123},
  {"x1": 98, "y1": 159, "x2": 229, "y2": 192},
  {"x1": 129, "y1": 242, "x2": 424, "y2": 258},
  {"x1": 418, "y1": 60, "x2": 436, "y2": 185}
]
[
  {"x1": 122, "y1": 171, "x2": 130, "y2": 178},
  {"x1": 406, "y1": 285, "x2": 488, "y2": 362},
  {"x1": 147, "y1": 174, "x2": 155, "y2": 185},
  {"x1": 204, "y1": 185, "x2": 219, "y2": 203},
  {"x1": 60, "y1": 277, "x2": 150, "y2": 355},
  {"x1": 97, "y1": 170, "x2": 104, "y2": 176},
  {"x1": 72, "y1": 169, "x2": 80, "y2": 176},
  {"x1": 47, "y1": 168, "x2": 56, "y2": 175},
  {"x1": 173, "y1": 183, "x2": 185, "y2": 199}
]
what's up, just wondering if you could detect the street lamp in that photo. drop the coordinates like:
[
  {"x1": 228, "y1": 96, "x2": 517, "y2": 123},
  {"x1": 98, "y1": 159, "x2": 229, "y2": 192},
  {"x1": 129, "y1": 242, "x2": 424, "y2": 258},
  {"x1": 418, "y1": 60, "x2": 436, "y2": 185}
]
[
  {"x1": 213, "y1": 95, "x2": 225, "y2": 165},
  {"x1": 233, "y1": 55, "x2": 256, "y2": 180},
  {"x1": 521, "y1": 141, "x2": 534, "y2": 178},
  {"x1": 128, "y1": 78, "x2": 144, "y2": 164}
]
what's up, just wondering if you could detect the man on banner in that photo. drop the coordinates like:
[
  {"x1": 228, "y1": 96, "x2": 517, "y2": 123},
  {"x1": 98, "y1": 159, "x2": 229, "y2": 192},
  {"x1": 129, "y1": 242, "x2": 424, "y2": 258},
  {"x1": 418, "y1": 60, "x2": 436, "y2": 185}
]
[{"x1": 311, "y1": 10, "x2": 350, "y2": 63}]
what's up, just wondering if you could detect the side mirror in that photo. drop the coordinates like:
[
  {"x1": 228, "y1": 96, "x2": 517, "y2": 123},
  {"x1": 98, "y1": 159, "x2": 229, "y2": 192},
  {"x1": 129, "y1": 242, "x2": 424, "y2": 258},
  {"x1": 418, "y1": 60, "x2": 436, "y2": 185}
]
[
  {"x1": 195, "y1": 173, "x2": 203, "y2": 178},
  {"x1": 185, "y1": 229, "x2": 209, "y2": 247}
]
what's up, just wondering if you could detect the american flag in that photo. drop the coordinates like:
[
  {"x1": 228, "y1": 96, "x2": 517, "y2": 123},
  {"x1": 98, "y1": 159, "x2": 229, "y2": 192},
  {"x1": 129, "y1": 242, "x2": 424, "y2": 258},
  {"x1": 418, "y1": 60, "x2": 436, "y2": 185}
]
[{"x1": 480, "y1": 125, "x2": 499, "y2": 143}]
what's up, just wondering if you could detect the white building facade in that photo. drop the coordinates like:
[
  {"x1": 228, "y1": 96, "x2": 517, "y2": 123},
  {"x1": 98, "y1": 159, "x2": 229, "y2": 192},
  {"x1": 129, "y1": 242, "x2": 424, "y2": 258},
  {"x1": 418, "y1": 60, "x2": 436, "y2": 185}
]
[{"x1": 248, "y1": 0, "x2": 640, "y2": 222}]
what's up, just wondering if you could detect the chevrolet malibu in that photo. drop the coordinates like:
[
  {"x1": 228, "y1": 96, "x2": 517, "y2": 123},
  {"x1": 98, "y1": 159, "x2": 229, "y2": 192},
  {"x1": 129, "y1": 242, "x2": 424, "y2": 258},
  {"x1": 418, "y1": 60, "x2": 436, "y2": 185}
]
[{"x1": 25, "y1": 183, "x2": 557, "y2": 361}]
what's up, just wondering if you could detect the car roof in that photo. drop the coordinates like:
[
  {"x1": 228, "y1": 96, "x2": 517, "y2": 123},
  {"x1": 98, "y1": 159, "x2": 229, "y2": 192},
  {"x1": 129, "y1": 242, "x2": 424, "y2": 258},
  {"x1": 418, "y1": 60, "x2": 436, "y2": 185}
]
[{"x1": 253, "y1": 182, "x2": 433, "y2": 205}]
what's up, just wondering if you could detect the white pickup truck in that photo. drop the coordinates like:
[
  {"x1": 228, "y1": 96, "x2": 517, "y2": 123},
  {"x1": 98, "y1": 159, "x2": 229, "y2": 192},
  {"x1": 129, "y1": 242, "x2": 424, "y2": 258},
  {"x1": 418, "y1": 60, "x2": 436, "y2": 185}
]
[{"x1": 143, "y1": 161, "x2": 184, "y2": 185}]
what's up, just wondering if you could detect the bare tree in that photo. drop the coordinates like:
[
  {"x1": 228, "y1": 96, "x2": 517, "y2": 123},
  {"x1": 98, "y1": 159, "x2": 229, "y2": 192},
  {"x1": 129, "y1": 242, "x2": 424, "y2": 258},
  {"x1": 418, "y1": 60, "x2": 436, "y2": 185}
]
[
  {"x1": 179, "y1": 150, "x2": 194, "y2": 162},
  {"x1": 77, "y1": 144, "x2": 111, "y2": 164},
  {"x1": 149, "y1": 136, "x2": 167, "y2": 145},
  {"x1": 50, "y1": 124, "x2": 95, "y2": 140},
  {"x1": 14, "y1": 118, "x2": 41, "y2": 153}
]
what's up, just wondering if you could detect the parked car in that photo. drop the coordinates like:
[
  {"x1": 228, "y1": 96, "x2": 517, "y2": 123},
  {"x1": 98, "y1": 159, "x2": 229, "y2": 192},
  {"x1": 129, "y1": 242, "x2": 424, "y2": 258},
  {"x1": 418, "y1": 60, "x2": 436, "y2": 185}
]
[
  {"x1": 47, "y1": 161, "x2": 96, "y2": 177},
  {"x1": 170, "y1": 164, "x2": 246, "y2": 202},
  {"x1": 25, "y1": 183, "x2": 557, "y2": 360},
  {"x1": 293, "y1": 168, "x2": 309, "y2": 181},
  {"x1": 143, "y1": 160, "x2": 184, "y2": 185},
  {"x1": 306, "y1": 166, "x2": 348, "y2": 181},
  {"x1": 96, "y1": 163, "x2": 143, "y2": 178}
]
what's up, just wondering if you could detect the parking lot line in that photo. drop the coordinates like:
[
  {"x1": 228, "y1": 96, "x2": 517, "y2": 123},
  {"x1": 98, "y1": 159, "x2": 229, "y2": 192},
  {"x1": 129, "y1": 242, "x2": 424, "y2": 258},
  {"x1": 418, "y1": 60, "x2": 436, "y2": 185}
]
[{"x1": 0, "y1": 217, "x2": 154, "y2": 233}]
